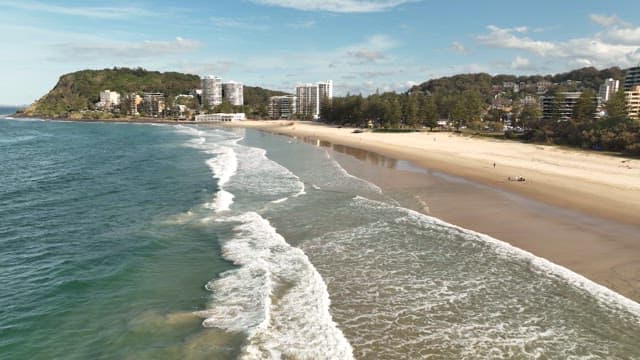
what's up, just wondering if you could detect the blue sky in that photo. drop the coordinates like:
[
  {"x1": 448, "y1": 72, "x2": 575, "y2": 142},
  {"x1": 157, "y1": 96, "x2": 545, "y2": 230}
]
[{"x1": 1, "y1": 0, "x2": 640, "y2": 105}]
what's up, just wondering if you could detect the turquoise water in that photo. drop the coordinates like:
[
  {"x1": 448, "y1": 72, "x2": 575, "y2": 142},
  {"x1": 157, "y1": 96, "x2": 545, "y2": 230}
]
[
  {"x1": 2, "y1": 119, "x2": 640, "y2": 359},
  {"x1": 0, "y1": 120, "x2": 236, "y2": 359}
]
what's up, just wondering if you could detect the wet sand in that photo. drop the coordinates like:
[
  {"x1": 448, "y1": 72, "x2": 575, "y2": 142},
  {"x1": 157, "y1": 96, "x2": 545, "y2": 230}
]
[
  {"x1": 326, "y1": 144, "x2": 640, "y2": 302},
  {"x1": 220, "y1": 121, "x2": 640, "y2": 303}
]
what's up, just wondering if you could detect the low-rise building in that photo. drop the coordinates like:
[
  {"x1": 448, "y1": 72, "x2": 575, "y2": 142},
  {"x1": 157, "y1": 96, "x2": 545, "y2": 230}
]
[
  {"x1": 143, "y1": 92, "x2": 165, "y2": 117},
  {"x1": 173, "y1": 104, "x2": 188, "y2": 119},
  {"x1": 97, "y1": 90, "x2": 121, "y2": 111},
  {"x1": 124, "y1": 93, "x2": 142, "y2": 115},
  {"x1": 541, "y1": 92, "x2": 582, "y2": 121},
  {"x1": 195, "y1": 113, "x2": 246, "y2": 122}
]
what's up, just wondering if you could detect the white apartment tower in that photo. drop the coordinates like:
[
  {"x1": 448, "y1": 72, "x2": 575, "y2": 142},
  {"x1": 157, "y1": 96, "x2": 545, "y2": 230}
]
[
  {"x1": 296, "y1": 84, "x2": 320, "y2": 119},
  {"x1": 598, "y1": 78, "x2": 620, "y2": 103},
  {"x1": 317, "y1": 80, "x2": 333, "y2": 117},
  {"x1": 201, "y1": 75, "x2": 223, "y2": 107},
  {"x1": 222, "y1": 81, "x2": 244, "y2": 106},
  {"x1": 318, "y1": 80, "x2": 333, "y2": 101}
]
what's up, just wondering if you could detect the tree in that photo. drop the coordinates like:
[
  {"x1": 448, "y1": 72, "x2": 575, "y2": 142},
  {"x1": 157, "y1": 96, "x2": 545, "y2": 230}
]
[
  {"x1": 420, "y1": 96, "x2": 438, "y2": 130},
  {"x1": 550, "y1": 92, "x2": 565, "y2": 121},
  {"x1": 403, "y1": 94, "x2": 420, "y2": 127},
  {"x1": 573, "y1": 89, "x2": 597, "y2": 123},
  {"x1": 605, "y1": 89, "x2": 627, "y2": 118},
  {"x1": 388, "y1": 97, "x2": 403, "y2": 127},
  {"x1": 450, "y1": 96, "x2": 468, "y2": 130},
  {"x1": 520, "y1": 103, "x2": 541, "y2": 129},
  {"x1": 464, "y1": 90, "x2": 484, "y2": 122}
]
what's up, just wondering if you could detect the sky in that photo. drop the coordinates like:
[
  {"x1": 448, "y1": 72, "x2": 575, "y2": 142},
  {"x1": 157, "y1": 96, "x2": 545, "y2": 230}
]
[{"x1": 1, "y1": 0, "x2": 640, "y2": 105}]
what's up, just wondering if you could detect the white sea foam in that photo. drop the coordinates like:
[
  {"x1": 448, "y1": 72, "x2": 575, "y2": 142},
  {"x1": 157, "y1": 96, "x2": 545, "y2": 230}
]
[
  {"x1": 299, "y1": 195, "x2": 639, "y2": 357},
  {"x1": 174, "y1": 125, "x2": 204, "y2": 137},
  {"x1": 352, "y1": 196, "x2": 640, "y2": 319},
  {"x1": 205, "y1": 146, "x2": 238, "y2": 187},
  {"x1": 173, "y1": 125, "x2": 244, "y2": 213},
  {"x1": 162, "y1": 210, "x2": 196, "y2": 225},
  {"x1": 205, "y1": 190, "x2": 235, "y2": 213},
  {"x1": 322, "y1": 149, "x2": 385, "y2": 195},
  {"x1": 230, "y1": 145, "x2": 306, "y2": 201},
  {"x1": 198, "y1": 212, "x2": 354, "y2": 359}
]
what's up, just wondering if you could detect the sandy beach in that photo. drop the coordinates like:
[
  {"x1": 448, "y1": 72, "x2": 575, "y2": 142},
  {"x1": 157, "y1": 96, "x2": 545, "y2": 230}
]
[{"x1": 220, "y1": 120, "x2": 640, "y2": 302}]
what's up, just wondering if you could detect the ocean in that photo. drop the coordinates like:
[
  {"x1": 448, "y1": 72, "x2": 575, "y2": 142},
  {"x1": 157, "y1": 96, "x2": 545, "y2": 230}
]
[{"x1": 1, "y1": 118, "x2": 639, "y2": 359}]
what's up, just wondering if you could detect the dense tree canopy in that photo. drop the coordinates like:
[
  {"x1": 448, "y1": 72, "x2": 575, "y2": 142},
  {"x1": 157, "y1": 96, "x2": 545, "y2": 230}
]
[{"x1": 321, "y1": 66, "x2": 638, "y2": 155}]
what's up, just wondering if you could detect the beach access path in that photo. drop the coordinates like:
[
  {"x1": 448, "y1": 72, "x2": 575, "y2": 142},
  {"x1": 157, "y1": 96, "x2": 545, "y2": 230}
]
[{"x1": 221, "y1": 120, "x2": 640, "y2": 303}]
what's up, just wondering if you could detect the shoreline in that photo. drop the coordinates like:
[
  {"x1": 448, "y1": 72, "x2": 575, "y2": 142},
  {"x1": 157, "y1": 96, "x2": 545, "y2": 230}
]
[
  {"x1": 219, "y1": 120, "x2": 640, "y2": 303},
  {"x1": 222, "y1": 120, "x2": 640, "y2": 225},
  {"x1": 7, "y1": 116, "x2": 640, "y2": 302}
]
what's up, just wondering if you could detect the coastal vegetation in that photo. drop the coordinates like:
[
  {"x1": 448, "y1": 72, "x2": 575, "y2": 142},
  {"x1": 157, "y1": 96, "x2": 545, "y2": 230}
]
[
  {"x1": 23, "y1": 67, "x2": 286, "y2": 119},
  {"x1": 319, "y1": 66, "x2": 640, "y2": 155}
]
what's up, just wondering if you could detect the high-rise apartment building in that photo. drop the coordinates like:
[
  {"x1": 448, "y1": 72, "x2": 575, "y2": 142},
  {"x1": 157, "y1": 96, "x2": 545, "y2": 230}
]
[
  {"x1": 623, "y1": 66, "x2": 640, "y2": 91},
  {"x1": 269, "y1": 95, "x2": 297, "y2": 119},
  {"x1": 201, "y1": 75, "x2": 223, "y2": 107},
  {"x1": 318, "y1": 80, "x2": 333, "y2": 101},
  {"x1": 317, "y1": 80, "x2": 333, "y2": 116},
  {"x1": 625, "y1": 85, "x2": 640, "y2": 119},
  {"x1": 296, "y1": 84, "x2": 319, "y2": 119},
  {"x1": 222, "y1": 81, "x2": 244, "y2": 106},
  {"x1": 598, "y1": 78, "x2": 620, "y2": 103}
]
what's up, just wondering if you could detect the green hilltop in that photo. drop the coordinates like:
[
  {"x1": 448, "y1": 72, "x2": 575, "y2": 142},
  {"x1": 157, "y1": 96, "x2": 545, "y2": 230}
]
[{"x1": 23, "y1": 67, "x2": 287, "y2": 118}]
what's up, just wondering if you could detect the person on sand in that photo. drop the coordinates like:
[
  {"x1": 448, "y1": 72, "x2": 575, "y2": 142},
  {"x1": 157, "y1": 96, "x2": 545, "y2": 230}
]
[{"x1": 493, "y1": 162, "x2": 496, "y2": 168}]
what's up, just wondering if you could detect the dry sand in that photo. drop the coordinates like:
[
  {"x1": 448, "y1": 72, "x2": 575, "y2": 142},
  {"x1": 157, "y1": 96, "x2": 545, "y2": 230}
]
[{"x1": 220, "y1": 120, "x2": 640, "y2": 302}]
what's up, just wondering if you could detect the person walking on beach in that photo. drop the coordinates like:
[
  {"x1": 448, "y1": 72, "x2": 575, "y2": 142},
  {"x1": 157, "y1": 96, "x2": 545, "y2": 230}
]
[{"x1": 493, "y1": 162, "x2": 496, "y2": 168}]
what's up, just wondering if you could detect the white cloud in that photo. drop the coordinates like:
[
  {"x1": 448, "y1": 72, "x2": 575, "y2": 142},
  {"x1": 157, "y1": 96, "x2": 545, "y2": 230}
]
[
  {"x1": 586, "y1": 13, "x2": 640, "y2": 45},
  {"x1": 344, "y1": 34, "x2": 398, "y2": 63},
  {"x1": 348, "y1": 49, "x2": 386, "y2": 61},
  {"x1": 288, "y1": 20, "x2": 317, "y2": 29},
  {"x1": 477, "y1": 25, "x2": 556, "y2": 56},
  {"x1": 511, "y1": 56, "x2": 534, "y2": 70},
  {"x1": 172, "y1": 60, "x2": 235, "y2": 76},
  {"x1": 589, "y1": 14, "x2": 630, "y2": 28},
  {"x1": 0, "y1": 0, "x2": 154, "y2": 19},
  {"x1": 211, "y1": 17, "x2": 270, "y2": 31},
  {"x1": 249, "y1": 0, "x2": 415, "y2": 13},
  {"x1": 477, "y1": 23, "x2": 640, "y2": 68},
  {"x1": 52, "y1": 37, "x2": 202, "y2": 61},
  {"x1": 450, "y1": 41, "x2": 467, "y2": 54},
  {"x1": 339, "y1": 79, "x2": 417, "y2": 95},
  {"x1": 604, "y1": 27, "x2": 640, "y2": 45}
]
